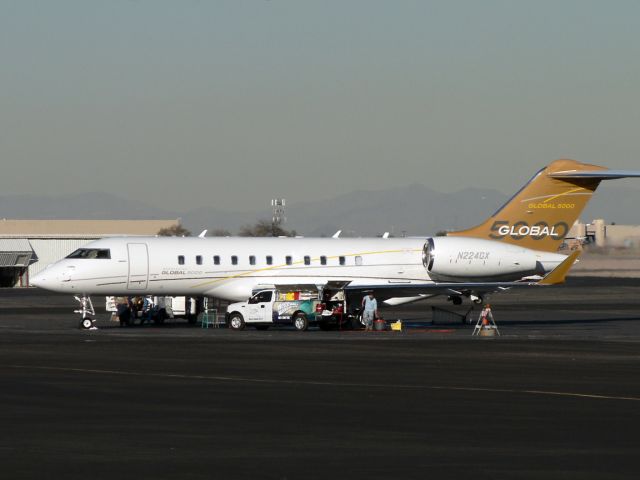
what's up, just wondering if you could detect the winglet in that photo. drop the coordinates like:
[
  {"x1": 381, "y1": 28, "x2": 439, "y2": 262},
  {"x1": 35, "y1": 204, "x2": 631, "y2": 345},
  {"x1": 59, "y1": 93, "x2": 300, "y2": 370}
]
[{"x1": 539, "y1": 250, "x2": 581, "y2": 285}]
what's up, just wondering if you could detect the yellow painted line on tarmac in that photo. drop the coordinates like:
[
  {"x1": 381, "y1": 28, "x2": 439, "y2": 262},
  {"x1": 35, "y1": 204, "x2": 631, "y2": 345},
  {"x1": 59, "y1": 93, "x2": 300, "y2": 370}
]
[{"x1": 8, "y1": 364, "x2": 639, "y2": 402}]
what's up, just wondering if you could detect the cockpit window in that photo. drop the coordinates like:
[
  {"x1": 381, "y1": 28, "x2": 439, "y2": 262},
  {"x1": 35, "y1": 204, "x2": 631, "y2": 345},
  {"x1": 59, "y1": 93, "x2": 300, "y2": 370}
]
[{"x1": 67, "y1": 249, "x2": 111, "y2": 259}]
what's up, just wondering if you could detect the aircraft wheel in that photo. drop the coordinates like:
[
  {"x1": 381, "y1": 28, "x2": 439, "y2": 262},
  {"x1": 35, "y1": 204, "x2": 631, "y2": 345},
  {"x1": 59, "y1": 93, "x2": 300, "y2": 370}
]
[
  {"x1": 228, "y1": 313, "x2": 245, "y2": 330},
  {"x1": 452, "y1": 296, "x2": 462, "y2": 305},
  {"x1": 80, "y1": 318, "x2": 93, "y2": 330},
  {"x1": 293, "y1": 313, "x2": 309, "y2": 331}
]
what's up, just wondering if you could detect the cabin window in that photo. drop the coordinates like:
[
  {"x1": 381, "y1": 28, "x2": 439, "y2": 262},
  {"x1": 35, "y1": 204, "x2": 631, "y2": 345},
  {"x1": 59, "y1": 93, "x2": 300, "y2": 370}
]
[
  {"x1": 285, "y1": 256, "x2": 292, "y2": 265},
  {"x1": 249, "y1": 255, "x2": 256, "y2": 265},
  {"x1": 266, "y1": 255, "x2": 273, "y2": 265},
  {"x1": 304, "y1": 256, "x2": 311, "y2": 265},
  {"x1": 178, "y1": 255, "x2": 185, "y2": 265},
  {"x1": 320, "y1": 256, "x2": 327, "y2": 265},
  {"x1": 355, "y1": 256, "x2": 363, "y2": 266},
  {"x1": 213, "y1": 255, "x2": 220, "y2": 265},
  {"x1": 196, "y1": 255, "x2": 203, "y2": 265},
  {"x1": 231, "y1": 255, "x2": 238, "y2": 265},
  {"x1": 339, "y1": 256, "x2": 346, "y2": 266}
]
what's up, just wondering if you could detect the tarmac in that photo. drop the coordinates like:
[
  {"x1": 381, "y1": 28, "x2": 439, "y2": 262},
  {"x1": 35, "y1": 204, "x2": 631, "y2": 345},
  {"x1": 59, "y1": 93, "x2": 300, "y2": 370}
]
[{"x1": 1, "y1": 277, "x2": 639, "y2": 479}]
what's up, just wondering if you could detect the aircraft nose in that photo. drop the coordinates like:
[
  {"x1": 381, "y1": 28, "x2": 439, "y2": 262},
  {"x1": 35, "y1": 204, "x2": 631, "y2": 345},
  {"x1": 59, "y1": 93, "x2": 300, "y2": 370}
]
[
  {"x1": 30, "y1": 271, "x2": 49, "y2": 288},
  {"x1": 29, "y1": 269, "x2": 57, "y2": 289},
  {"x1": 31, "y1": 265, "x2": 65, "y2": 290}
]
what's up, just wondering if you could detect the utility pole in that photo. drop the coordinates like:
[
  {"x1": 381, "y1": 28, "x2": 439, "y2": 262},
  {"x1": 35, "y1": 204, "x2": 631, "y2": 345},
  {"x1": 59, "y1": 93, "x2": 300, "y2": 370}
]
[{"x1": 271, "y1": 198, "x2": 286, "y2": 236}]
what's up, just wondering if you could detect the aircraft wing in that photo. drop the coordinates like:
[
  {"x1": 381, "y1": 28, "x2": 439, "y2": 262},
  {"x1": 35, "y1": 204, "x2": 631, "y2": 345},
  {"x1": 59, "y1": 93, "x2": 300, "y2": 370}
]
[{"x1": 343, "y1": 280, "x2": 537, "y2": 302}]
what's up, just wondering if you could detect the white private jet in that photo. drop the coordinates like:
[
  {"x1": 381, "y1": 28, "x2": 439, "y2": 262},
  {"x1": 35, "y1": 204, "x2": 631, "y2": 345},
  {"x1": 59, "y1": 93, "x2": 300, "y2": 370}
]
[{"x1": 31, "y1": 159, "x2": 640, "y2": 327}]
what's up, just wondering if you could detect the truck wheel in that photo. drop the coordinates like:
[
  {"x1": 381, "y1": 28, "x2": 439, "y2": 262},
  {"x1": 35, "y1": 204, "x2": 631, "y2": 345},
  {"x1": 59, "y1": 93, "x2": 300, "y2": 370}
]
[
  {"x1": 228, "y1": 313, "x2": 245, "y2": 330},
  {"x1": 293, "y1": 313, "x2": 309, "y2": 331},
  {"x1": 80, "y1": 318, "x2": 93, "y2": 330}
]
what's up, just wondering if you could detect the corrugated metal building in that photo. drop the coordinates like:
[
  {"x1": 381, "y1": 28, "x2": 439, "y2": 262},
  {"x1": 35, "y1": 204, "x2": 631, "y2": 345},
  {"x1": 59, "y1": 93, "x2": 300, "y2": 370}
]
[
  {"x1": 0, "y1": 219, "x2": 180, "y2": 287},
  {"x1": 0, "y1": 238, "x2": 37, "y2": 287}
]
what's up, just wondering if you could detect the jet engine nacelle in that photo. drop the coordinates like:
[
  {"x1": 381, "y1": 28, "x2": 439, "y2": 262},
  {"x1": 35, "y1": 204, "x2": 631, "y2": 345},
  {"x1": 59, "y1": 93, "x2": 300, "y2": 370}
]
[{"x1": 422, "y1": 236, "x2": 566, "y2": 282}]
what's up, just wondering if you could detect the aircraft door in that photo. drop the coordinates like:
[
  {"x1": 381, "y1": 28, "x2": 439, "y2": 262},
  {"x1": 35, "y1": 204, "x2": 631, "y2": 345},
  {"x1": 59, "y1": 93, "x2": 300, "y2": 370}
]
[{"x1": 127, "y1": 243, "x2": 149, "y2": 290}]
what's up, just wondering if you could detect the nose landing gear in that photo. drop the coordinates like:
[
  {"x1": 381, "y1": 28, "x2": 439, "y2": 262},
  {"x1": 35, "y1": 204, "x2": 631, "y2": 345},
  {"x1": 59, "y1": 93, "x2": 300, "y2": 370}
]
[{"x1": 74, "y1": 295, "x2": 96, "y2": 330}]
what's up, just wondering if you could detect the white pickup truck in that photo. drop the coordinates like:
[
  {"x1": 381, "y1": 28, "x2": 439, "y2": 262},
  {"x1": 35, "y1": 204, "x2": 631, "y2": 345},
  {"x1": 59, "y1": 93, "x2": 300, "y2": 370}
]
[{"x1": 225, "y1": 285, "x2": 350, "y2": 331}]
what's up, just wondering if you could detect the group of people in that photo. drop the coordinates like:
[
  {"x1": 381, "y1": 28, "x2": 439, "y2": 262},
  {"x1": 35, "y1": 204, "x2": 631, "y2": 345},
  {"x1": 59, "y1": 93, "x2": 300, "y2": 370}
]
[{"x1": 116, "y1": 296, "x2": 154, "y2": 325}]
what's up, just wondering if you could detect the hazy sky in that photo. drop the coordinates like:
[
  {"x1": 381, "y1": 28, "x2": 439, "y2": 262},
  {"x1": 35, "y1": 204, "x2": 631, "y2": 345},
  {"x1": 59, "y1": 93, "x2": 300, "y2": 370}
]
[{"x1": 2, "y1": 0, "x2": 640, "y2": 212}]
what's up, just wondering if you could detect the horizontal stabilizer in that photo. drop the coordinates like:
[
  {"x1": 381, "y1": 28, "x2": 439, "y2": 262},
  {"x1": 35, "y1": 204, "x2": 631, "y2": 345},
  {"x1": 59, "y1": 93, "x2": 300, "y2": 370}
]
[
  {"x1": 538, "y1": 250, "x2": 581, "y2": 285},
  {"x1": 550, "y1": 170, "x2": 640, "y2": 180}
]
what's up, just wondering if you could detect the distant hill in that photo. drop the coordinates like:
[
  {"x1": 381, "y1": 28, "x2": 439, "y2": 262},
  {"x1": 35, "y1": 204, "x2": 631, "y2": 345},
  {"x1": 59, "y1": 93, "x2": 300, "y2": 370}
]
[
  {"x1": 177, "y1": 184, "x2": 509, "y2": 237},
  {"x1": 0, "y1": 192, "x2": 178, "y2": 220},
  {"x1": 1, "y1": 183, "x2": 639, "y2": 237}
]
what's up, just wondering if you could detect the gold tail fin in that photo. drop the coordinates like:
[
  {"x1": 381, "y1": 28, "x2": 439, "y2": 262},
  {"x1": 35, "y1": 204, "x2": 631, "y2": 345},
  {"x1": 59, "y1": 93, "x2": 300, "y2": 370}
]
[{"x1": 448, "y1": 159, "x2": 606, "y2": 252}]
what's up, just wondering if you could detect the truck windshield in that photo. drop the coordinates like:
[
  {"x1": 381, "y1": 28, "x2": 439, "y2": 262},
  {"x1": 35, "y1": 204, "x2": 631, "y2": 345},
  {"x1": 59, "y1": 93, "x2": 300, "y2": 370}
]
[{"x1": 66, "y1": 249, "x2": 111, "y2": 259}]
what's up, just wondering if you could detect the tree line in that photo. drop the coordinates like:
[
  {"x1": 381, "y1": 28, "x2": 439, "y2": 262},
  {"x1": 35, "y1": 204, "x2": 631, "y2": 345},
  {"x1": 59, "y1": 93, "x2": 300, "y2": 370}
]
[{"x1": 157, "y1": 220, "x2": 297, "y2": 237}]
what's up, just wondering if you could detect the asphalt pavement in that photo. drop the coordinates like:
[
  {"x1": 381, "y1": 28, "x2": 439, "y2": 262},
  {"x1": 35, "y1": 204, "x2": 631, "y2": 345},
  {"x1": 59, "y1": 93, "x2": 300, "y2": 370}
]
[{"x1": 1, "y1": 278, "x2": 639, "y2": 479}]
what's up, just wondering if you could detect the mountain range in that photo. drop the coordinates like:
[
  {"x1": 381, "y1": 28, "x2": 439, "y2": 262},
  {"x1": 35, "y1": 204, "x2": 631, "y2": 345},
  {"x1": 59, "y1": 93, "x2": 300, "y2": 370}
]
[{"x1": 1, "y1": 183, "x2": 639, "y2": 237}]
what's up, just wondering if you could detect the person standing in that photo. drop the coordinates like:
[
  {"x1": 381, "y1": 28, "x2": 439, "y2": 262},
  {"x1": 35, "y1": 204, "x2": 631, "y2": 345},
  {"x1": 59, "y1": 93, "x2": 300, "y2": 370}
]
[{"x1": 361, "y1": 292, "x2": 378, "y2": 331}]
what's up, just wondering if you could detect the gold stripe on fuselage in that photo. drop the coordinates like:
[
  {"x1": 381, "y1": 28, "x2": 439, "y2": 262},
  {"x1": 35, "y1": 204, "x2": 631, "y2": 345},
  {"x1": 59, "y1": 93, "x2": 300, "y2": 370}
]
[{"x1": 190, "y1": 248, "x2": 422, "y2": 289}]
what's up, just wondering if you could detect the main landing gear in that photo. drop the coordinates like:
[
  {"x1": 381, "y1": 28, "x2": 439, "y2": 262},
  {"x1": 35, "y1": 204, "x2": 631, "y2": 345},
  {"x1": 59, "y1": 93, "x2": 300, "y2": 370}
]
[
  {"x1": 447, "y1": 294, "x2": 485, "y2": 306},
  {"x1": 448, "y1": 295, "x2": 463, "y2": 305},
  {"x1": 74, "y1": 295, "x2": 96, "y2": 330}
]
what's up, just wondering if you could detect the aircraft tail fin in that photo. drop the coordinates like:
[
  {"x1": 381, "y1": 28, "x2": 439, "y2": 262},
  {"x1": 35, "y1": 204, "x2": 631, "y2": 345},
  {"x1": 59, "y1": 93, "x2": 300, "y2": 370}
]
[{"x1": 448, "y1": 159, "x2": 640, "y2": 253}]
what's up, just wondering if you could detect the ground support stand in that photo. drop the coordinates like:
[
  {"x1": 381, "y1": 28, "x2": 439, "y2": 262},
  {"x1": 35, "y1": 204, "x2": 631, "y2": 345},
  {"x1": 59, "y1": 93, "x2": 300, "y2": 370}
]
[{"x1": 472, "y1": 308, "x2": 500, "y2": 336}]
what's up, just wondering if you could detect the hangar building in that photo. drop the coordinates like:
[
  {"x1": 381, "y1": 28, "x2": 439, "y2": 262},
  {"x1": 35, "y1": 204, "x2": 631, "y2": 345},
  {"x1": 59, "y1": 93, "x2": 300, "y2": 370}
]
[{"x1": 0, "y1": 219, "x2": 180, "y2": 287}]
